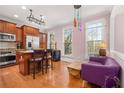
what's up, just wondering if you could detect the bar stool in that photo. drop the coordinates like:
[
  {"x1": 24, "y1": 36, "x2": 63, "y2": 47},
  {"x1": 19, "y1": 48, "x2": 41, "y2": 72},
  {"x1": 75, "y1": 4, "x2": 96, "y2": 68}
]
[
  {"x1": 29, "y1": 50, "x2": 44, "y2": 79},
  {"x1": 44, "y1": 49, "x2": 53, "y2": 73}
]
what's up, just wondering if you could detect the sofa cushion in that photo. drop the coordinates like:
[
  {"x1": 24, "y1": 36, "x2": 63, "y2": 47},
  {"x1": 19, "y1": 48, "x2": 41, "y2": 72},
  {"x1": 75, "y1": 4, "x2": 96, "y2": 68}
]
[
  {"x1": 89, "y1": 61, "x2": 103, "y2": 65},
  {"x1": 89, "y1": 56, "x2": 107, "y2": 65},
  {"x1": 105, "y1": 57, "x2": 120, "y2": 67}
]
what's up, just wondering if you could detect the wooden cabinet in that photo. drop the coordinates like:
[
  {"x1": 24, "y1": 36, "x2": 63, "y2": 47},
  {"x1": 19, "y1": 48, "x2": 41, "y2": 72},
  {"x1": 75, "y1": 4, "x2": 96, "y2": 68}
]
[
  {"x1": 25, "y1": 27, "x2": 34, "y2": 35},
  {"x1": 40, "y1": 33, "x2": 47, "y2": 49},
  {"x1": 21, "y1": 25, "x2": 40, "y2": 49},
  {"x1": 17, "y1": 51, "x2": 33, "y2": 75},
  {"x1": 16, "y1": 27, "x2": 22, "y2": 42},
  {"x1": 4, "y1": 22, "x2": 16, "y2": 34},
  {"x1": 16, "y1": 51, "x2": 20, "y2": 64},
  {"x1": 0, "y1": 20, "x2": 16, "y2": 34},
  {"x1": 0, "y1": 20, "x2": 4, "y2": 32},
  {"x1": 22, "y1": 25, "x2": 39, "y2": 36},
  {"x1": 0, "y1": 20, "x2": 48, "y2": 49}
]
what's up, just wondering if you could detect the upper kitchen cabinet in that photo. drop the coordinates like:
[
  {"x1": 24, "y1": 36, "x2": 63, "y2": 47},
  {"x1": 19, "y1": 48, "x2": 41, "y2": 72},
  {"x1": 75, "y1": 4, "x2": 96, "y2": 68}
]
[
  {"x1": 4, "y1": 22, "x2": 16, "y2": 34},
  {"x1": 22, "y1": 25, "x2": 39, "y2": 36},
  {"x1": 16, "y1": 27, "x2": 22, "y2": 42},
  {"x1": 0, "y1": 20, "x2": 16, "y2": 34},
  {"x1": 39, "y1": 33, "x2": 47, "y2": 49},
  {"x1": 0, "y1": 20, "x2": 4, "y2": 32}
]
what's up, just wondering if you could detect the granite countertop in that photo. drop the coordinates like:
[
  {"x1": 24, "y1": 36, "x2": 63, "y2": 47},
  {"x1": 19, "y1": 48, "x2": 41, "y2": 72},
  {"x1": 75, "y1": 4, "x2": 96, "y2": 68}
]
[
  {"x1": 16, "y1": 49, "x2": 25, "y2": 51},
  {"x1": 17, "y1": 48, "x2": 48, "y2": 54},
  {"x1": 18, "y1": 50, "x2": 34, "y2": 54}
]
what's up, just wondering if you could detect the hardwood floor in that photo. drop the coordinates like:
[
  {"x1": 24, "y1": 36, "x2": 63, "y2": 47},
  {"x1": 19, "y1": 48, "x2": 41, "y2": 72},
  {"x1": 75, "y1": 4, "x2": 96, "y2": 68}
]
[{"x1": 0, "y1": 61, "x2": 98, "y2": 88}]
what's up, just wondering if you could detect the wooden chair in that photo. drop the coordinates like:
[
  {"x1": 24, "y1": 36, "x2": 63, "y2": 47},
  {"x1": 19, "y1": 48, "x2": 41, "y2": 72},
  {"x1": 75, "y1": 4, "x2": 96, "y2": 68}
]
[
  {"x1": 43, "y1": 49, "x2": 53, "y2": 73},
  {"x1": 29, "y1": 50, "x2": 44, "y2": 79}
]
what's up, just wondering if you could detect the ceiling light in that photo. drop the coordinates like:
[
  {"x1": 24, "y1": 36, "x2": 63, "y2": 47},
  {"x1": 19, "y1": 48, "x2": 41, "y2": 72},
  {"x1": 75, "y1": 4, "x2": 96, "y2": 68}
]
[
  {"x1": 14, "y1": 14, "x2": 19, "y2": 18},
  {"x1": 27, "y1": 9, "x2": 45, "y2": 26},
  {"x1": 21, "y1": 6, "x2": 27, "y2": 10},
  {"x1": 74, "y1": 5, "x2": 82, "y2": 9},
  {"x1": 73, "y1": 5, "x2": 82, "y2": 31}
]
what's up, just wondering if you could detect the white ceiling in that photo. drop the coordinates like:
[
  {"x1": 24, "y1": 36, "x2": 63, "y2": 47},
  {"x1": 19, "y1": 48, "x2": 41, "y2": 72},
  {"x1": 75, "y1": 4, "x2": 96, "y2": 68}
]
[{"x1": 0, "y1": 5, "x2": 113, "y2": 30}]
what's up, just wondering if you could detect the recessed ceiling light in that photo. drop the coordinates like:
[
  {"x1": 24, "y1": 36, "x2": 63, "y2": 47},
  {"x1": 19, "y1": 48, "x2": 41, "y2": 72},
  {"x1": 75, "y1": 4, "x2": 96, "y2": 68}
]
[
  {"x1": 14, "y1": 14, "x2": 19, "y2": 18},
  {"x1": 21, "y1": 6, "x2": 27, "y2": 10}
]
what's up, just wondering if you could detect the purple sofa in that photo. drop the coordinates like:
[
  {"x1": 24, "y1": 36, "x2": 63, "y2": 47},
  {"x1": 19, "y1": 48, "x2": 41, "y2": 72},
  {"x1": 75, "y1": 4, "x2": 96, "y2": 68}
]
[{"x1": 81, "y1": 56, "x2": 121, "y2": 88}]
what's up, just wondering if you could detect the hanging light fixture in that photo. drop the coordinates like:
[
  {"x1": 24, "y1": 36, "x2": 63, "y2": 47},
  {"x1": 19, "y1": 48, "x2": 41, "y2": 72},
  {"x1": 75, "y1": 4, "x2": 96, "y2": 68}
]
[
  {"x1": 73, "y1": 5, "x2": 82, "y2": 31},
  {"x1": 74, "y1": 5, "x2": 81, "y2": 9},
  {"x1": 27, "y1": 9, "x2": 45, "y2": 25}
]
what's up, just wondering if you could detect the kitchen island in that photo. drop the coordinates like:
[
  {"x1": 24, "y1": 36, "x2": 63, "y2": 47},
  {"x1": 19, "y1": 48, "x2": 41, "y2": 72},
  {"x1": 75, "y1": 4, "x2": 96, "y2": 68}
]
[
  {"x1": 16, "y1": 50, "x2": 34, "y2": 75},
  {"x1": 16, "y1": 49, "x2": 61, "y2": 76}
]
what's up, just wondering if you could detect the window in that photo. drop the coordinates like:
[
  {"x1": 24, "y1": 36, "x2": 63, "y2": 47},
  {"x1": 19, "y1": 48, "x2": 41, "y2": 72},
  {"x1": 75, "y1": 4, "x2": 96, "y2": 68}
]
[
  {"x1": 64, "y1": 28, "x2": 73, "y2": 55},
  {"x1": 48, "y1": 33, "x2": 55, "y2": 49},
  {"x1": 86, "y1": 20, "x2": 105, "y2": 56}
]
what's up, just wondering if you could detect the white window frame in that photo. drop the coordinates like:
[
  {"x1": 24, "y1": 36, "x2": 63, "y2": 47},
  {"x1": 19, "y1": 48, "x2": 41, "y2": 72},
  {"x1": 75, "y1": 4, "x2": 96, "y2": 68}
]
[
  {"x1": 47, "y1": 32, "x2": 55, "y2": 49},
  {"x1": 85, "y1": 18, "x2": 106, "y2": 58},
  {"x1": 63, "y1": 27, "x2": 73, "y2": 56}
]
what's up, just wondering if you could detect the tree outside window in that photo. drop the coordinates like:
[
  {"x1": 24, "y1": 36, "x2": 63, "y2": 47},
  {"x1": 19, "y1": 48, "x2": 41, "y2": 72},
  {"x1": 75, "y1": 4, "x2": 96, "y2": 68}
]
[
  {"x1": 48, "y1": 33, "x2": 55, "y2": 49},
  {"x1": 64, "y1": 28, "x2": 73, "y2": 55}
]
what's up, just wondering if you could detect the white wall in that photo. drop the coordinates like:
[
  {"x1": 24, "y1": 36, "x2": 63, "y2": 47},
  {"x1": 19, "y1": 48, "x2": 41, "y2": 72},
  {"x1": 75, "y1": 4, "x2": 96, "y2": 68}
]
[
  {"x1": 110, "y1": 6, "x2": 124, "y2": 51},
  {"x1": 46, "y1": 23, "x2": 85, "y2": 62},
  {"x1": 46, "y1": 13, "x2": 110, "y2": 62},
  {"x1": 110, "y1": 5, "x2": 124, "y2": 87}
]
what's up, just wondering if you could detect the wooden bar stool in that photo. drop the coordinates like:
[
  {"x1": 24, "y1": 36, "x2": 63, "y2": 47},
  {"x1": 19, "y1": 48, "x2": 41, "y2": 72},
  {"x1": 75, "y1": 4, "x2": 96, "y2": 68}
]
[
  {"x1": 29, "y1": 50, "x2": 44, "y2": 79},
  {"x1": 44, "y1": 49, "x2": 53, "y2": 73}
]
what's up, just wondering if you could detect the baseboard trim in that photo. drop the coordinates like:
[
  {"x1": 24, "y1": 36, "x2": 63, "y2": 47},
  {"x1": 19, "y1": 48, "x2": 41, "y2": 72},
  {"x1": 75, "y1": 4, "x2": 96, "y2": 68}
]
[{"x1": 61, "y1": 56, "x2": 82, "y2": 62}]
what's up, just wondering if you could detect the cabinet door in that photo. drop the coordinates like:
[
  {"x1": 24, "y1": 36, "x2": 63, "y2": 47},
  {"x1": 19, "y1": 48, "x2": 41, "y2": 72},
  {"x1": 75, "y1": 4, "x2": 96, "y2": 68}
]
[
  {"x1": 4, "y1": 22, "x2": 16, "y2": 34},
  {"x1": 0, "y1": 21, "x2": 4, "y2": 32},
  {"x1": 16, "y1": 27, "x2": 22, "y2": 42},
  {"x1": 40, "y1": 33, "x2": 47, "y2": 49},
  {"x1": 25, "y1": 27, "x2": 35, "y2": 35}
]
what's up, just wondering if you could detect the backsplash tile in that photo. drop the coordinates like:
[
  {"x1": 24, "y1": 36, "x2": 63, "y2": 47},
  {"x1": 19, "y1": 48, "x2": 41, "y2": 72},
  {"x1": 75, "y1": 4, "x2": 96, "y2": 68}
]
[{"x1": 0, "y1": 42, "x2": 16, "y2": 49}]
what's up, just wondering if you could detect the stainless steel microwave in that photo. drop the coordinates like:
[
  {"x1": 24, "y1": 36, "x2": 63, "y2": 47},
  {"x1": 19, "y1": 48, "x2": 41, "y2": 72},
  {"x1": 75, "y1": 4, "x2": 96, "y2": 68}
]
[{"x1": 0, "y1": 32, "x2": 16, "y2": 41}]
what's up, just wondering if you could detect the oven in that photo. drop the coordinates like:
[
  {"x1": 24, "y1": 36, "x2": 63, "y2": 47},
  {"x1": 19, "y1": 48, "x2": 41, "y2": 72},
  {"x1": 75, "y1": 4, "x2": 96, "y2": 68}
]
[{"x1": 0, "y1": 50, "x2": 16, "y2": 66}]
